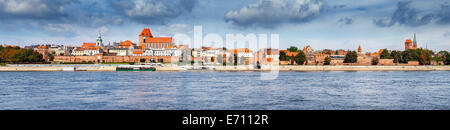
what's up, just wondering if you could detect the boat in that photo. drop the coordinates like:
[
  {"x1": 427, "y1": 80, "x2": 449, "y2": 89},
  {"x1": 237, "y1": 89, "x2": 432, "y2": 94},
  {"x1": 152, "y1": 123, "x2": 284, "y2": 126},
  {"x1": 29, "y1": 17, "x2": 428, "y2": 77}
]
[{"x1": 116, "y1": 67, "x2": 156, "y2": 71}]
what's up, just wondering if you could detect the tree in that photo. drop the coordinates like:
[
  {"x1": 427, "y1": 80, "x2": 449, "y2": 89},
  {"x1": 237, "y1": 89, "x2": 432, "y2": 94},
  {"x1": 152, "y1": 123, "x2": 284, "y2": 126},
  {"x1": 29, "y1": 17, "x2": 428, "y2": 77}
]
[
  {"x1": 210, "y1": 57, "x2": 215, "y2": 63},
  {"x1": 294, "y1": 51, "x2": 306, "y2": 65},
  {"x1": 233, "y1": 54, "x2": 237, "y2": 65},
  {"x1": 380, "y1": 49, "x2": 391, "y2": 59},
  {"x1": 372, "y1": 57, "x2": 379, "y2": 65},
  {"x1": 390, "y1": 51, "x2": 402, "y2": 63},
  {"x1": 324, "y1": 56, "x2": 331, "y2": 65},
  {"x1": 279, "y1": 51, "x2": 289, "y2": 61},
  {"x1": 287, "y1": 46, "x2": 298, "y2": 52},
  {"x1": 445, "y1": 53, "x2": 450, "y2": 65},
  {"x1": 419, "y1": 50, "x2": 431, "y2": 65},
  {"x1": 344, "y1": 51, "x2": 358, "y2": 63}
]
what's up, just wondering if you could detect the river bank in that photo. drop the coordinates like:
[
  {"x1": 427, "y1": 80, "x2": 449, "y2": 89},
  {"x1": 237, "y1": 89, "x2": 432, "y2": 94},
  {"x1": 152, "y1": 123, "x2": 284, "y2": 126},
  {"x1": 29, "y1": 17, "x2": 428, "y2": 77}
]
[{"x1": 1, "y1": 65, "x2": 450, "y2": 72}]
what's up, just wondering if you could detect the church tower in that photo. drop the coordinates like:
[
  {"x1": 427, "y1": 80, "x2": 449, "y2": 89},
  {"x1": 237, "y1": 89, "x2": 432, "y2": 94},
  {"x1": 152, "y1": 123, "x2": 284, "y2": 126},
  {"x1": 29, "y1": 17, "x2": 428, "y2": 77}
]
[
  {"x1": 96, "y1": 31, "x2": 103, "y2": 47},
  {"x1": 358, "y1": 45, "x2": 362, "y2": 53}
]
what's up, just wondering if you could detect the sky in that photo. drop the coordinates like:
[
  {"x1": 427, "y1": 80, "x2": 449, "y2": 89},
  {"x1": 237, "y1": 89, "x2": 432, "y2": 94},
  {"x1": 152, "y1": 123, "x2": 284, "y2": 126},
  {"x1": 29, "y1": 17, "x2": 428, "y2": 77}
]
[{"x1": 0, "y1": 0, "x2": 449, "y2": 52}]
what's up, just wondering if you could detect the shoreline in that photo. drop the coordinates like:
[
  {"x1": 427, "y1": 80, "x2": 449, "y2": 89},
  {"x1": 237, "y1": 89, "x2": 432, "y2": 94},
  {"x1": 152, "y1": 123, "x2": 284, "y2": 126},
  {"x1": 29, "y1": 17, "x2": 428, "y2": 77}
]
[{"x1": 1, "y1": 65, "x2": 450, "y2": 72}]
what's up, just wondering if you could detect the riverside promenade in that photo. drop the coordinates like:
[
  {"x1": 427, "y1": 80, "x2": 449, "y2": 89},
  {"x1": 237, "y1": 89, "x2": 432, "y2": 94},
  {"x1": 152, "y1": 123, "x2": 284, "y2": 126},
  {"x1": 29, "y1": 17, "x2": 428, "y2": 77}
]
[{"x1": 1, "y1": 64, "x2": 450, "y2": 72}]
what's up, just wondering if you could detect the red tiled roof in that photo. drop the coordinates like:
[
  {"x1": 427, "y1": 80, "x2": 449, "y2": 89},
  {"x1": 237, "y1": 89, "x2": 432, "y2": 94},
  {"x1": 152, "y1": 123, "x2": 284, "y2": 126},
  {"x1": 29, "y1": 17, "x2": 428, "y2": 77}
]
[
  {"x1": 82, "y1": 43, "x2": 97, "y2": 48},
  {"x1": 139, "y1": 28, "x2": 153, "y2": 37},
  {"x1": 145, "y1": 37, "x2": 172, "y2": 43},
  {"x1": 85, "y1": 47, "x2": 100, "y2": 50},
  {"x1": 118, "y1": 40, "x2": 135, "y2": 48},
  {"x1": 280, "y1": 50, "x2": 298, "y2": 56}
]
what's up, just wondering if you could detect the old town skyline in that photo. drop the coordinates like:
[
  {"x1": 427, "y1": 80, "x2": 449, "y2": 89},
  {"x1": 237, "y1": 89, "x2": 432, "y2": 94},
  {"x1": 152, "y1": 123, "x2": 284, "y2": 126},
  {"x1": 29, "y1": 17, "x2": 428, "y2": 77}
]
[{"x1": 0, "y1": 0, "x2": 449, "y2": 51}]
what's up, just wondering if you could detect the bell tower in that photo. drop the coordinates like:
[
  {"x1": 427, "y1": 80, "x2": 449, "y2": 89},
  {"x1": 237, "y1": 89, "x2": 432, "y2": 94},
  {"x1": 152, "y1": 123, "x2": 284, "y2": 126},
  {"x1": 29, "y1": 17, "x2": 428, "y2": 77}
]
[{"x1": 96, "y1": 31, "x2": 103, "y2": 47}]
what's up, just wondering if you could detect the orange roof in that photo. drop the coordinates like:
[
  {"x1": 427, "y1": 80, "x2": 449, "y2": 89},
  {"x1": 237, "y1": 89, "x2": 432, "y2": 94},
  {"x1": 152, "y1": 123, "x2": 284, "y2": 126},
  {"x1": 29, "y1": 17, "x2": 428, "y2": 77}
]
[
  {"x1": 74, "y1": 47, "x2": 84, "y2": 51},
  {"x1": 145, "y1": 37, "x2": 172, "y2": 43},
  {"x1": 38, "y1": 45, "x2": 48, "y2": 49},
  {"x1": 280, "y1": 50, "x2": 298, "y2": 56},
  {"x1": 405, "y1": 39, "x2": 412, "y2": 43},
  {"x1": 133, "y1": 51, "x2": 143, "y2": 54},
  {"x1": 85, "y1": 47, "x2": 100, "y2": 50},
  {"x1": 139, "y1": 28, "x2": 153, "y2": 37},
  {"x1": 377, "y1": 49, "x2": 383, "y2": 54},
  {"x1": 4, "y1": 45, "x2": 19, "y2": 48},
  {"x1": 82, "y1": 43, "x2": 97, "y2": 48},
  {"x1": 118, "y1": 40, "x2": 135, "y2": 48}
]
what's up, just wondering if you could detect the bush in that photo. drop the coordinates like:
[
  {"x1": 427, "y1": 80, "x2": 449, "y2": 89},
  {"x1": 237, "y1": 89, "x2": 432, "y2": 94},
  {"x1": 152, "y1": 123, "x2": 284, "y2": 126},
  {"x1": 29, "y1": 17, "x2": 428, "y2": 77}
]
[
  {"x1": 294, "y1": 51, "x2": 306, "y2": 65},
  {"x1": 324, "y1": 56, "x2": 331, "y2": 65},
  {"x1": 344, "y1": 51, "x2": 358, "y2": 63},
  {"x1": 419, "y1": 50, "x2": 431, "y2": 65}
]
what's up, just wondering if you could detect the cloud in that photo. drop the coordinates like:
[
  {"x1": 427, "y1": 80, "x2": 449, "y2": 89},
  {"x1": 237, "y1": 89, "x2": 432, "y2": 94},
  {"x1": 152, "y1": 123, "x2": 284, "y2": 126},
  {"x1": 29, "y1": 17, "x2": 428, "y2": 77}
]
[
  {"x1": 373, "y1": 1, "x2": 434, "y2": 27},
  {"x1": 0, "y1": 0, "x2": 77, "y2": 20},
  {"x1": 436, "y1": 4, "x2": 450, "y2": 25},
  {"x1": 224, "y1": 0, "x2": 327, "y2": 28},
  {"x1": 338, "y1": 17, "x2": 353, "y2": 25},
  {"x1": 111, "y1": 0, "x2": 197, "y2": 24}
]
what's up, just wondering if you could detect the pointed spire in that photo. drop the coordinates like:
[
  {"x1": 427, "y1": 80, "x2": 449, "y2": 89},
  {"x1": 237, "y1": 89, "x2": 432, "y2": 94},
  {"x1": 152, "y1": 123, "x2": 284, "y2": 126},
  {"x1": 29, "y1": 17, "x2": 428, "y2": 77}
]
[{"x1": 358, "y1": 45, "x2": 362, "y2": 53}]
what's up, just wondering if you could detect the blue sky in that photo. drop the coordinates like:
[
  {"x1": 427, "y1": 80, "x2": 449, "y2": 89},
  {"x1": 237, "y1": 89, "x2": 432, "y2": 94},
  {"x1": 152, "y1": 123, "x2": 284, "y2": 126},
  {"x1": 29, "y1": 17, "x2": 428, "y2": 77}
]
[{"x1": 0, "y1": 0, "x2": 449, "y2": 52}]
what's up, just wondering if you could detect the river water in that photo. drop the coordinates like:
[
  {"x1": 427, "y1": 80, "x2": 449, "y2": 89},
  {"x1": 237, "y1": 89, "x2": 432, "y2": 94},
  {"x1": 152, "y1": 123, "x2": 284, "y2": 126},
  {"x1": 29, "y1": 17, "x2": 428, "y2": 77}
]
[{"x1": 0, "y1": 71, "x2": 448, "y2": 110}]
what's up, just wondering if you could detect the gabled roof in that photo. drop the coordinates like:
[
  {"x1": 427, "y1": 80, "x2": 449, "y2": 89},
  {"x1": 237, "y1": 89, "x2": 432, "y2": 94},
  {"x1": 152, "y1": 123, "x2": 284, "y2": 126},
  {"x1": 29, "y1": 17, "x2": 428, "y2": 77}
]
[
  {"x1": 139, "y1": 28, "x2": 153, "y2": 37},
  {"x1": 118, "y1": 40, "x2": 135, "y2": 48}
]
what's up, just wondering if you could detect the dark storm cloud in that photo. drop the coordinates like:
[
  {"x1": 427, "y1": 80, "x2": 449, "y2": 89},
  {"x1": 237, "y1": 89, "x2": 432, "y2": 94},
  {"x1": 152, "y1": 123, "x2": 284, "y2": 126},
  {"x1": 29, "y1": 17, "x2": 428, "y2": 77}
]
[
  {"x1": 373, "y1": 1, "x2": 434, "y2": 27},
  {"x1": 436, "y1": 4, "x2": 450, "y2": 25},
  {"x1": 110, "y1": 0, "x2": 197, "y2": 25},
  {"x1": 224, "y1": 0, "x2": 328, "y2": 28},
  {"x1": 0, "y1": 0, "x2": 197, "y2": 27}
]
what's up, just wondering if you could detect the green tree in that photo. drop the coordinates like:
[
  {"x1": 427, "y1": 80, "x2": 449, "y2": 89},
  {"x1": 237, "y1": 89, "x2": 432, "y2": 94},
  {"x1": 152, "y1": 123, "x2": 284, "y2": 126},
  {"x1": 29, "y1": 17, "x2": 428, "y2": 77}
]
[
  {"x1": 445, "y1": 53, "x2": 450, "y2": 65},
  {"x1": 390, "y1": 51, "x2": 402, "y2": 63},
  {"x1": 294, "y1": 51, "x2": 306, "y2": 65},
  {"x1": 324, "y1": 56, "x2": 331, "y2": 65},
  {"x1": 279, "y1": 51, "x2": 289, "y2": 61},
  {"x1": 210, "y1": 57, "x2": 215, "y2": 63},
  {"x1": 372, "y1": 57, "x2": 379, "y2": 65},
  {"x1": 287, "y1": 46, "x2": 298, "y2": 52},
  {"x1": 344, "y1": 51, "x2": 358, "y2": 63},
  {"x1": 380, "y1": 49, "x2": 391, "y2": 59},
  {"x1": 419, "y1": 50, "x2": 432, "y2": 65}
]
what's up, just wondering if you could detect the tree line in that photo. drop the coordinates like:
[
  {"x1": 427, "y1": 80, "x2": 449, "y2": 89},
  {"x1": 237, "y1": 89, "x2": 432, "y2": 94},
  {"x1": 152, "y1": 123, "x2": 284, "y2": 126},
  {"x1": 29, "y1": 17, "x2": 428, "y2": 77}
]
[
  {"x1": 0, "y1": 45, "x2": 45, "y2": 64},
  {"x1": 379, "y1": 48, "x2": 449, "y2": 65}
]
